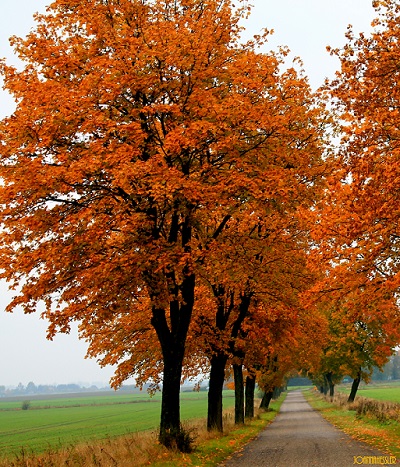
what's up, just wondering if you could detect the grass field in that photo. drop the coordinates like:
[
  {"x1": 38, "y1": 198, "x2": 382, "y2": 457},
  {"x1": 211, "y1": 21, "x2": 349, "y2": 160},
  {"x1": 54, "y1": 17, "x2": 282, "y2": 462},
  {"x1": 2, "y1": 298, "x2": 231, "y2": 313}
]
[
  {"x1": 338, "y1": 381, "x2": 400, "y2": 404},
  {"x1": 0, "y1": 392, "x2": 154, "y2": 410},
  {"x1": 0, "y1": 390, "x2": 235, "y2": 458},
  {"x1": 353, "y1": 387, "x2": 400, "y2": 403},
  {"x1": 0, "y1": 394, "x2": 285, "y2": 466}
]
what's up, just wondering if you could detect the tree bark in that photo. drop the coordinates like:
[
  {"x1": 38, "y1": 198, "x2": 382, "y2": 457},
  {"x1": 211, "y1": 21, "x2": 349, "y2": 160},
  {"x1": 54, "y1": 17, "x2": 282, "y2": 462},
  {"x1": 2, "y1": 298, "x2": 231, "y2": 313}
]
[
  {"x1": 325, "y1": 372, "x2": 335, "y2": 400},
  {"x1": 151, "y1": 272, "x2": 195, "y2": 449},
  {"x1": 233, "y1": 364, "x2": 245, "y2": 425},
  {"x1": 158, "y1": 353, "x2": 184, "y2": 446},
  {"x1": 321, "y1": 375, "x2": 329, "y2": 395},
  {"x1": 207, "y1": 289, "x2": 252, "y2": 432},
  {"x1": 347, "y1": 370, "x2": 362, "y2": 403},
  {"x1": 245, "y1": 374, "x2": 256, "y2": 419},
  {"x1": 207, "y1": 353, "x2": 228, "y2": 432},
  {"x1": 259, "y1": 390, "x2": 273, "y2": 410}
]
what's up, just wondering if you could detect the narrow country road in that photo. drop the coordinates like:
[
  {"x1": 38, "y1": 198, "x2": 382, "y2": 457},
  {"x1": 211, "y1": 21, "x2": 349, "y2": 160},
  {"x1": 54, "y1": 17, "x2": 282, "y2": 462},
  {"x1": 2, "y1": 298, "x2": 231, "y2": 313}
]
[{"x1": 221, "y1": 390, "x2": 393, "y2": 467}]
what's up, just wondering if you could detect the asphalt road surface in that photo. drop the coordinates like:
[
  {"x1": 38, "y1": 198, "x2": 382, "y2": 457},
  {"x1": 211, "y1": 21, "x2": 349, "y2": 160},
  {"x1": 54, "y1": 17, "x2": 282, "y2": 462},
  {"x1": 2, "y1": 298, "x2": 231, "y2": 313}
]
[{"x1": 222, "y1": 390, "x2": 394, "y2": 467}]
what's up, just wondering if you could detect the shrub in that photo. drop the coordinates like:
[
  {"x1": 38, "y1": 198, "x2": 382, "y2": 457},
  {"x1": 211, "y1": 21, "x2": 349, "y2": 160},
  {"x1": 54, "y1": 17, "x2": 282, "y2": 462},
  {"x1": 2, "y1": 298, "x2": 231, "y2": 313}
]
[
  {"x1": 159, "y1": 425, "x2": 197, "y2": 453},
  {"x1": 21, "y1": 401, "x2": 31, "y2": 411}
]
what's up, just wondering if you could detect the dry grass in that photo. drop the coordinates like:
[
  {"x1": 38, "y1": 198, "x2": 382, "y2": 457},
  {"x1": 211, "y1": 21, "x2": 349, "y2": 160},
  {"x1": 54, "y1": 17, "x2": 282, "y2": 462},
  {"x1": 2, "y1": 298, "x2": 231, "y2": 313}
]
[{"x1": 331, "y1": 391, "x2": 400, "y2": 424}]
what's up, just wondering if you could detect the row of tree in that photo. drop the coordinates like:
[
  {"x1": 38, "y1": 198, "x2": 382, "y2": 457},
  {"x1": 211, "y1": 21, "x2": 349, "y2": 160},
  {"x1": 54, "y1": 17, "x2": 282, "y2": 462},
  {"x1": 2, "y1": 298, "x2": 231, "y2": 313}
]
[
  {"x1": 307, "y1": 0, "x2": 400, "y2": 403},
  {"x1": 0, "y1": 0, "x2": 400, "y2": 450},
  {"x1": 0, "y1": 382, "x2": 103, "y2": 396},
  {"x1": 372, "y1": 352, "x2": 400, "y2": 382},
  {"x1": 314, "y1": 351, "x2": 400, "y2": 401}
]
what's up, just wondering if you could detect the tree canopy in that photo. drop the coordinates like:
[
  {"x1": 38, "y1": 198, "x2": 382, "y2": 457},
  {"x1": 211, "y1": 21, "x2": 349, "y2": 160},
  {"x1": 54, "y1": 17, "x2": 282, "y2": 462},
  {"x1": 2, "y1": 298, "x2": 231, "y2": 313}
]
[{"x1": 0, "y1": 0, "x2": 327, "y2": 446}]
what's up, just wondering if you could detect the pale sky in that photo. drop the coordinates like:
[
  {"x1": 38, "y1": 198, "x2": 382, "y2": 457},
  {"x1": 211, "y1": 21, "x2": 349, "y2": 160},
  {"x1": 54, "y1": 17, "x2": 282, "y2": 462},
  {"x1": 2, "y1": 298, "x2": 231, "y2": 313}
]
[{"x1": 0, "y1": 0, "x2": 375, "y2": 387}]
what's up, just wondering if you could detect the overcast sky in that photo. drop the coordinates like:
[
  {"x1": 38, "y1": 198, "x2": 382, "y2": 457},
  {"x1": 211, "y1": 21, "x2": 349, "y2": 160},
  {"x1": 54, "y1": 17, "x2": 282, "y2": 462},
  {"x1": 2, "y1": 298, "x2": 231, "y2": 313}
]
[{"x1": 0, "y1": 0, "x2": 375, "y2": 387}]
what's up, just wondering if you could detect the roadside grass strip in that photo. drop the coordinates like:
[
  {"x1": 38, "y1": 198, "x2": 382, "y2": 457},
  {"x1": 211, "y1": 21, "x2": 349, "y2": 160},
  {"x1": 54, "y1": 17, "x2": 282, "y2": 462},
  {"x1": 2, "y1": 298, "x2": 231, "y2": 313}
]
[{"x1": 304, "y1": 389, "x2": 400, "y2": 458}]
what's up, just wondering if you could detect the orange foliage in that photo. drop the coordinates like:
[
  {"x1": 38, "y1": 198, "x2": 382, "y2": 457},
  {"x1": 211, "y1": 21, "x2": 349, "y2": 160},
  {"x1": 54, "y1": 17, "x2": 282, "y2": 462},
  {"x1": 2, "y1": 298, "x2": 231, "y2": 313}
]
[
  {"x1": 0, "y1": 0, "x2": 326, "y2": 383},
  {"x1": 309, "y1": 0, "x2": 400, "y2": 383}
]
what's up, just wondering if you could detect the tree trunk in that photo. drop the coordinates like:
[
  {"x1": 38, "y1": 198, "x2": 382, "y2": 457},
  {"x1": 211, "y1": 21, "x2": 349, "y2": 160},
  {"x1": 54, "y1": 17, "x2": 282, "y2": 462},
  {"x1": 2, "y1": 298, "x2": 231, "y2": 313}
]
[
  {"x1": 325, "y1": 372, "x2": 335, "y2": 400},
  {"x1": 245, "y1": 374, "x2": 256, "y2": 419},
  {"x1": 158, "y1": 353, "x2": 184, "y2": 447},
  {"x1": 322, "y1": 375, "x2": 329, "y2": 395},
  {"x1": 207, "y1": 353, "x2": 228, "y2": 432},
  {"x1": 233, "y1": 364, "x2": 245, "y2": 425},
  {"x1": 151, "y1": 273, "x2": 195, "y2": 449},
  {"x1": 348, "y1": 371, "x2": 362, "y2": 403},
  {"x1": 259, "y1": 390, "x2": 273, "y2": 410}
]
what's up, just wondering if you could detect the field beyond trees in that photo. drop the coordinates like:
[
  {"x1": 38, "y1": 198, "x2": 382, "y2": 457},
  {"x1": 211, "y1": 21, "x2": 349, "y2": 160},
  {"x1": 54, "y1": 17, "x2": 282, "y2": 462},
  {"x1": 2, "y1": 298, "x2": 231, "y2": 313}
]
[
  {"x1": 0, "y1": 390, "x2": 234, "y2": 459},
  {"x1": 338, "y1": 380, "x2": 400, "y2": 404}
]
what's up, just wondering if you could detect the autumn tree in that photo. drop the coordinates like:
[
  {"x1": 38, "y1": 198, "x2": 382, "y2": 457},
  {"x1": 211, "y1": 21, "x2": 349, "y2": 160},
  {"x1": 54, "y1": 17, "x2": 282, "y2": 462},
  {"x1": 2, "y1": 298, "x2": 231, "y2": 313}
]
[
  {"x1": 250, "y1": 297, "x2": 326, "y2": 408},
  {"x1": 313, "y1": 0, "x2": 400, "y2": 337},
  {"x1": 334, "y1": 292, "x2": 399, "y2": 402},
  {"x1": 0, "y1": 0, "x2": 246, "y2": 448},
  {"x1": 194, "y1": 54, "x2": 325, "y2": 429},
  {"x1": 197, "y1": 224, "x2": 326, "y2": 430},
  {"x1": 194, "y1": 223, "x2": 325, "y2": 431},
  {"x1": 306, "y1": 282, "x2": 400, "y2": 402},
  {"x1": 0, "y1": 0, "x2": 327, "y2": 448},
  {"x1": 302, "y1": 0, "x2": 400, "y2": 406}
]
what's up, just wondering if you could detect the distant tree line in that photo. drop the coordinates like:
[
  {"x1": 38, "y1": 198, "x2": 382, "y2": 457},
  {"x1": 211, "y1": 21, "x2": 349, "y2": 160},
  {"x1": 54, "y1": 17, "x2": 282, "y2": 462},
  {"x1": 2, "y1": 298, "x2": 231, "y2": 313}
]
[
  {"x1": 0, "y1": 382, "x2": 107, "y2": 397},
  {"x1": 371, "y1": 352, "x2": 400, "y2": 382},
  {"x1": 0, "y1": 382, "x2": 156, "y2": 397}
]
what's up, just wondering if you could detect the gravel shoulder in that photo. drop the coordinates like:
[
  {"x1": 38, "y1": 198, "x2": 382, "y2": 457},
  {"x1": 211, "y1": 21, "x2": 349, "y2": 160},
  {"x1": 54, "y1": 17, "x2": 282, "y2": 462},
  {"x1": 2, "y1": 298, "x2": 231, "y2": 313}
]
[{"x1": 221, "y1": 390, "x2": 392, "y2": 467}]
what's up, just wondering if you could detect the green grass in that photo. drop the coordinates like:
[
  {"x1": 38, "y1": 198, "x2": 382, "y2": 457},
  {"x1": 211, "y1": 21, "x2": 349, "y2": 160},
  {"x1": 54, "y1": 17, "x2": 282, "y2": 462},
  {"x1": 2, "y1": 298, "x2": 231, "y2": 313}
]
[
  {"x1": 0, "y1": 393, "x2": 157, "y2": 411},
  {"x1": 0, "y1": 390, "x2": 235, "y2": 458},
  {"x1": 0, "y1": 392, "x2": 285, "y2": 466},
  {"x1": 338, "y1": 386, "x2": 400, "y2": 404}
]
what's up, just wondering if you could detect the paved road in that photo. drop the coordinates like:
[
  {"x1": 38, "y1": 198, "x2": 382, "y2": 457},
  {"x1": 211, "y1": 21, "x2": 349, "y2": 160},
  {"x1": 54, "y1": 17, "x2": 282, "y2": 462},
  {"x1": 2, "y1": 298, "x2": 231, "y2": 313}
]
[{"x1": 222, "y1": 390, "x2": 393, "y2": 467}]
